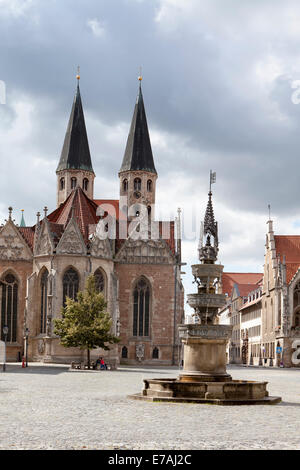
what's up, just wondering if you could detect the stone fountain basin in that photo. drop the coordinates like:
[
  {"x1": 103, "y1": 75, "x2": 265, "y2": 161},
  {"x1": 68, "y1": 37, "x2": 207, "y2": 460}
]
[
  {"x1": 142, "y1": 378, "x2": 268, "y2": 399},
  {"x1": 127, "y1": 378, "x2": 281, "y2": 405}
]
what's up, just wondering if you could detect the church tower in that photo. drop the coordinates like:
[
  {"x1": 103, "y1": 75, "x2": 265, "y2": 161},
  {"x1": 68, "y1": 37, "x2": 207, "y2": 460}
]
[
  {"x1": 56, "y1": 74, "x2": 95, "y2": 207},
  {"x1": 119, "y1": 77, "x2": 157, "y2": 219}
]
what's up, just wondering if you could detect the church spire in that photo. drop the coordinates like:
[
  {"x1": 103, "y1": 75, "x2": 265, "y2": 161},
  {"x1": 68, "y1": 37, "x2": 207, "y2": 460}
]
[
  {"x1": 20, "y1": 210, "x2": 26, "y2": 227},
  {"x1": 198, "y1": 172, "x2": 219, "y2": 264},
  {"x1": 56, "y1": 73, "x2": 95, "y2": 207},
  {"x1": 56, "y1": 80, "x2": 94, "y2": 174},
  {"x1": 119, "y1": 77, "x2": 157, "y2": 174}
]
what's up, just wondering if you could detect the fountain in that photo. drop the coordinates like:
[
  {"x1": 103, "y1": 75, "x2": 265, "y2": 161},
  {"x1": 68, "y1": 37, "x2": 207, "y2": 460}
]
[{"x1": 129, "y1": 175, "x2": 281, "y2": 405}]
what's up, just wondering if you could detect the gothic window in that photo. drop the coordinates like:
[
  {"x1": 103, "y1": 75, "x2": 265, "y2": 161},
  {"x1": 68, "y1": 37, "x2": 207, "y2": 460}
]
[
  {"x1": 134, "y1": 178, "x2": 141, "y2": 191},
  {"x1": 71, "y1": 177, "x2": 77, "y2": 189},
  {"x1": 147, "y1": 180, "x2": 152, "y2": 192},
  {"x1": 295, "y1": 312, "x2": 300, "y2": 327},
  {"x1": 294, "y1": 282, "x2": 300, "y2": 310},
  {"x1": 121, "y1": 346, "x2": 128, "y2": 358},
  {"x1": 152, "y1": 347, "x2": 159, "y2": 359},
  {"x1": 83, "y1": 178, "x2": 89, "y2": 191},
  {"x1": 63, "y1": 268, "x2": 79, "y2": 306},
  {"x1": 60, "y1": 178, "x2": 65, "y2": 190},
  {"x1": 94, "y1": 269, "x2": 105, "y2": 294},
  {"x1": 0, "y1": 274, "x2": 18, "y2": 343},
  {"x1": 123, "y1": 179, "x2": 128, "y2": 192},
  {"x1": 133, "y1": 278, "x2": 151, "y2": 337},
  {"x1": 40, "y1": 269, "x2": 48, "y2": 334}
]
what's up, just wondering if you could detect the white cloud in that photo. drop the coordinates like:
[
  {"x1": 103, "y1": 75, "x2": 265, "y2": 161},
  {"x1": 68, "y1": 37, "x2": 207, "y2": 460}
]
[
  {"x1": 87, "y1": 18, "x2": 106, "y2": 38},
  {"x1": 0, "y1": 0, "x2": 34, "y2": 18}
]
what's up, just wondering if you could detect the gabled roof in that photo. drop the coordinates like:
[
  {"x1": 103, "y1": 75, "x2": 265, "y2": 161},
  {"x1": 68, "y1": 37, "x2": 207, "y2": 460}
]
[
  {"x1": 56, "y1": 84, "x2": 94, "y2": 174},
  {"x1": 119, "y1": 83, "x2": 157, "y2": 175},
  {"x1": 222, "y1": 272, "x2": 262, "y2": 297},
  {"x1": 48, "y1": 186, "x2": 99, "y2": 243}
]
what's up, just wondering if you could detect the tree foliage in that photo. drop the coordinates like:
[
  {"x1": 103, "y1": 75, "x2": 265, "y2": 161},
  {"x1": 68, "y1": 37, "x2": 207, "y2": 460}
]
[{"x1": 54, "y1": 275, "x2": 119, "y2": 362}]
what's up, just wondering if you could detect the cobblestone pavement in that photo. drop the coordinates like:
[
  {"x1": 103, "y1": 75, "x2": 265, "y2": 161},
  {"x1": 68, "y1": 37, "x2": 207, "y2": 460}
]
[{"x1": 0, "y1": 364, "x2": 300, "y2": 450}]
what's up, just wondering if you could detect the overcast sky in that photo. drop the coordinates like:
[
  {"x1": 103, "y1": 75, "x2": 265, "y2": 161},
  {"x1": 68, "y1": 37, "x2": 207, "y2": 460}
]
[{"x1": 2, "y1": 0, "x2": 300, "y2": 307}]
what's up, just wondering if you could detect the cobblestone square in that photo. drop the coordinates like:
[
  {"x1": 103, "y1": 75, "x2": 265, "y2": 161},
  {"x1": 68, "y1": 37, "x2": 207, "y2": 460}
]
[{"x1": 0, "y1": 364, "x2": 300, "y2": 450}]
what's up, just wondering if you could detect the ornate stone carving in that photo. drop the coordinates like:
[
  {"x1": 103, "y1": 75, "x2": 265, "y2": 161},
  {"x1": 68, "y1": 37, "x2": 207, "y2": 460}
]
[
  {"x1": 56, "y1": 219, "x2": 86, "y2": 255},
  {"x1": 0, "y1": 222, "x2": 32, "y2": 260},
  {"x1": 34, "y1": 221, "x2": 53, "y2": 256},
  {"x1": 90, "y1": 235, "x2": 112, "y2": 259},
  {"x1": 136, "y1": 344, "x2": 145, "y2": 361},
  {"x1": 116, "y1": 238, "x2": 173, "y2": 264}
]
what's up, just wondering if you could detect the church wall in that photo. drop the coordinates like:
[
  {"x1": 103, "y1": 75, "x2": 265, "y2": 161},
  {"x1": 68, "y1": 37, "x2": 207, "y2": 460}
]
[
  {"x1": 116, "y1": 262, "x2": 181, "y2": 365},
  {"x1": 0, "y1": 260, "x2": 33, "y2": 361},
  {"x1": 29, "y1": 254, "x2": 117, "y2": 363}
]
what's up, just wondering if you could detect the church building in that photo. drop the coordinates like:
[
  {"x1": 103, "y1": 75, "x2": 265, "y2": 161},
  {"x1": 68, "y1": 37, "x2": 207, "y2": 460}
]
[{"x1": 0, "y1": 76, "x2": 184, "y2": 365}]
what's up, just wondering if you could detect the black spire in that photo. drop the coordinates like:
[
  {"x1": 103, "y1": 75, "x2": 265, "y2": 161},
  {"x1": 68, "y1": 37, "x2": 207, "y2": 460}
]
[
  {"x1": 119, "y1": 81, "x2": 157, "y2": 174},
  {"x1": 56, "y1": 83, "x2": 94, "y2": 173}
]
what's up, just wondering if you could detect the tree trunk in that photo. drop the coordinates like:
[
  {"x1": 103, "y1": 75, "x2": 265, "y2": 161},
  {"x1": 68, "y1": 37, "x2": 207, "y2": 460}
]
[{"x1": 87, "y1": 349, "x2": 90, "y2": 370}]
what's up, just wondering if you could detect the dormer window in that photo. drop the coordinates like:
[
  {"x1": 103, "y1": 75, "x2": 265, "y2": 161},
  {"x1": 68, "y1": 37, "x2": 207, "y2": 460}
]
[
  {"x1": 71, "y1": 177, "x2": 77, "y2": 189},
  {"x1": 60, "y1": 178, "x2": 65, "y2": 190}
]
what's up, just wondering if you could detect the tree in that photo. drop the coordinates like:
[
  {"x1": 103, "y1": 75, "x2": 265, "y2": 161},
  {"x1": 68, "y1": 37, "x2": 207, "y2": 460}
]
[{"x1": 53, "y1": 274, "x2": 119, "y2": 369}]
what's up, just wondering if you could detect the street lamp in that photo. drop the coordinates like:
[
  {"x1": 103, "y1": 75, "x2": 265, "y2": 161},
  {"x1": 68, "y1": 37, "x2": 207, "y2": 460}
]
[
  {"x1": 25, "y1": 328, "x2": 29, "y2": 367},
  {"x1": 2, "y1": 325, "x2": 8, "y2": 372}
]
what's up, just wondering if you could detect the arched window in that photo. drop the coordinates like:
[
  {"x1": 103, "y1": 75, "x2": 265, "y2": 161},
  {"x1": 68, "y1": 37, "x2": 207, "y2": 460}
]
[
  {"x1": 63, "y1": 268, "x2": 79, "y2": 306},
  {"x1": 71, "y1": 177, "x2": 77, "y2": 189},
  {"x1": 83, "y1": 178, "x2": 89, "y2": 191},
  {"x1": 295, "y1": 312, "x2": 300, "y2": 327},
  {"x1": 121, "y1": 346, "x2": 128, "y2": 358},
  {"x1": 134, "y1": 178, "x2": 141, "y2": 191},
  {"x1": 40, "y1": 269, "x2": 48, "y2": 334},
  {"x1": 152, "y1": 347, "x2": 159, "y2": 359},
  {"x1": 94, "y1": 269, "x2": 105, "y2": 294},
  {"x1": 294, "y1": 282, "x2": 300, "y2": 309},
  {"x1": 123, "y1": 179, "x2": 128, "y2": 192},
  {"x1": 0, "y1": 274, "x2": 18, "y2": 342},
  {"x1": 147, "y1": 180, "x2": 152, "y2": 192},
  {"x1": 60, "y1": 178, "x2": 65, "y2": 190},
  {"x1": 133, "y1": 278, "x2": 151, "y2": 337}
]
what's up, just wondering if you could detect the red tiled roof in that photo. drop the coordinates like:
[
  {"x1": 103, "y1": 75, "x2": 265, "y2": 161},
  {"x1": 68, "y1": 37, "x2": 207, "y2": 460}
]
[
  {"x1": 275, "y1": 235, "x2": 300, "y2": 263},
  {"x1": 222, "y1": 272, "x2": 262, "y2": 297},
  {"x1": 48, "y1": 187, "x2": 99, "y2": 243},
  {"x1": 274, "y1": 235, "x2": 300, "y2": 284},
  {"x1": 18, "y1": 227, "x2": 35, "y2": 250},
  {"x1": 236, "y1": 283, "x2": 258, "y2": 297},
  {"x1": 46, "y1": 188, "x2": 176, "y2": 254}
]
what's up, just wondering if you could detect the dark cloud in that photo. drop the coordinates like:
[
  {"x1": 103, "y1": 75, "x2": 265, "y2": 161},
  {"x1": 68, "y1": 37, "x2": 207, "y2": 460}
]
[{"x1": 2, "y1": 0, "x2": 300, "y2": 301}]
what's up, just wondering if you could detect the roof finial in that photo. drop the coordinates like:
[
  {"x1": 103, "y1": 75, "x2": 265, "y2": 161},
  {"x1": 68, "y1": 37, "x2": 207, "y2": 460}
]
[
  {"x1": 76, "y1": 65, "x2": 80, "y2": 83},
  {"x1": 138, "y1": 66, "x2": 142, "y2": 86},
  {"x1": 8, "y1": 207, "x2": 13, "y2": 221},
  {"x1": 44, "y1": 206, "x2": 48, "y2": 218}
]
